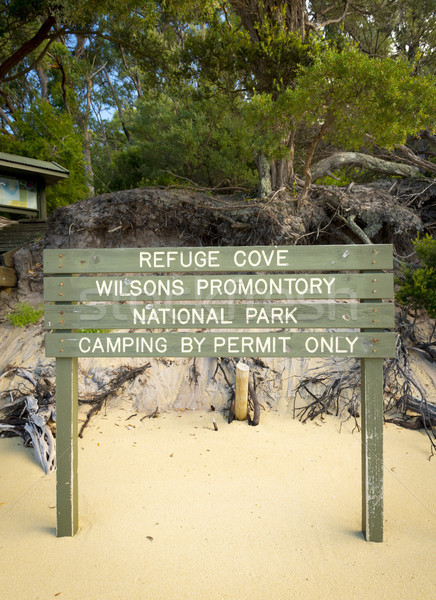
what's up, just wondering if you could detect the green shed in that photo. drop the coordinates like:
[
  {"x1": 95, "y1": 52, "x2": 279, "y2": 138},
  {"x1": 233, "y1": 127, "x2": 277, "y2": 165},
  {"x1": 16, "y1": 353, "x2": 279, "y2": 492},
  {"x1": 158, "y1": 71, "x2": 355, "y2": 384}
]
[{"x1": 0, "y1": 152, "x2": 69, "y2": 219}]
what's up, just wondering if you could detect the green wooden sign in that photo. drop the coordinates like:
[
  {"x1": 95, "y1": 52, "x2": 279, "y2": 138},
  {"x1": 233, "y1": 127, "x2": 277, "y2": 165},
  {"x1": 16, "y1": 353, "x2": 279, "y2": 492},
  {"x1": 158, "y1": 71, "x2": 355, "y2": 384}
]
[
  {"x1": 46, "y1": 331, "x2": 396, "y2": 358},
  {"x1": 44, "y1": 244, "x2": 393, "y2": 273},
  {"x1": 44, "y1": 273, "x2": 393, "y2": 302},
  {"x1": 45, "y1": 302, "x2": 394, "y2": 330},
  {"x1": 43, "y1": 244, "x2": 394, "y2": 543}
]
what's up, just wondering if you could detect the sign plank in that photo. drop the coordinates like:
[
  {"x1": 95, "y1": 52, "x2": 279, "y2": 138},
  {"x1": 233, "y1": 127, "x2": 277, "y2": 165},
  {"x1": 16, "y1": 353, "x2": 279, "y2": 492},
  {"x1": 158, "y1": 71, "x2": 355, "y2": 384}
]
[
  {"x1": 43, "y1": 244, "x2": 393, "y2": 274},
  {"x1": 44, "y1": 273, "x2": 394, "y2": 302},
  {"x1": 45, "y1": 331, "x2": 396, "y2": 358},
  {"x1": 45, "y1": 302, "x2": 395, "y2": 330}
]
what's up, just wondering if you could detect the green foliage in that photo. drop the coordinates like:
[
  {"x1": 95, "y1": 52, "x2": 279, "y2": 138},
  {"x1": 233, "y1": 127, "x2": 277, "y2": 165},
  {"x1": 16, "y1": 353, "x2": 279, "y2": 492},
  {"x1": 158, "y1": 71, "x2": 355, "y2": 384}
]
[
  {"x1": 279, "y1": 45, "x2": 435, "y2": 150},
  {"x1": 183, "y1": 14, "x2": 319, "y2": 96},
  {"x1": 244, "y1": 44, "x2": 436, "y2": 170},
  {"x1": 396, "y1": 234, "x2": 436, "y2": 318},
  {"x1": 0, "y1": 99, "x2": 88, "y2": 211},
  {"x1": 6, "y1": 302, "x2": 44, "y2": 327},
  {"x1": 93, "y1": 90, "x2": 258, "y2": 192},
  {"x1": 2, "y1": 1, "x2": 435, "y2": 201}
]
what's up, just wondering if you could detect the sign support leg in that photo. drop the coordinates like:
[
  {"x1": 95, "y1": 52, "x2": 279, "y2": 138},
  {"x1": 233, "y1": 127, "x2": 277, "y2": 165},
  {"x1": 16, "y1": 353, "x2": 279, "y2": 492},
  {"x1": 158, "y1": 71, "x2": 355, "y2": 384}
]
[
  {"x1": 360, "y1": 357, "x2": 384, "y2": 542},
  {"x1": 56, "y1": 357, "x2": 78, "y2": 537}
]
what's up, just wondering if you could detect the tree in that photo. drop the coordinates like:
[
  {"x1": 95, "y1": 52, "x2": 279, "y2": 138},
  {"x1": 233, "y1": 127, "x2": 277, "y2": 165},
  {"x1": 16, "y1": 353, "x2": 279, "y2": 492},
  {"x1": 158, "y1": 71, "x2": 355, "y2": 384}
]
[
  {"x1": 0, "y1": 98, "x2": 88, "y2": 210},
  {"x1": 0, "y1": 1, "x2": 161, "y2": 83},
  {"x1": 180, "y1": 2, "x2": 436, "y2": 197},
  {"x1": 0, "y1": 2, "x2": 164, "y2": 202},
  {"x1": 271, "y1": 46, "x2": 436, "y2": 200},
  {"x1": 2, "y1": 0, "x2": 435, "y2": 208}
]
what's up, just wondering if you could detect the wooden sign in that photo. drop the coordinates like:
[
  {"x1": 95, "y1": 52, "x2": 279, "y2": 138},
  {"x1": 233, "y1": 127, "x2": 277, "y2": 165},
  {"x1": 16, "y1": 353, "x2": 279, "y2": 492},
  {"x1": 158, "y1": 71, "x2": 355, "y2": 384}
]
[
  {"x1": 45, "y1": 302, "x2": 394, "y2": 330},
  {"x1": 44, "y1": 244, "x2": 393, "y2": 273},
  {"x1": 46, "y1": 331, "x2": 396, "y2": 358},
  {"x1": 44, "y1": 273, "x2": 393, "y2": 302},
  {"x1": 43, "y1": 244, "x2": 395, "y2": 543}
]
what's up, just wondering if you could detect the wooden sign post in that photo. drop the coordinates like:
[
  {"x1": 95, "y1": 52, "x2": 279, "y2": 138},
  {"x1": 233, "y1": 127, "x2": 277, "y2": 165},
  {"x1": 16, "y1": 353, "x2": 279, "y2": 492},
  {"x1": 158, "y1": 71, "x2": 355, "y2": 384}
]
[{"x1": 43, "y1": 244, "x2": 395, "y2": 540}]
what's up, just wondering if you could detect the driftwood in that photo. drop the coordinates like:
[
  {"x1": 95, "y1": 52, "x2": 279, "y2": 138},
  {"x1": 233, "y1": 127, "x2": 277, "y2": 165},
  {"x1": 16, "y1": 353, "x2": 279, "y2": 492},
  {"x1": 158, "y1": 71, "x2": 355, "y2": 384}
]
[
  {"x1": 0, "y1": 363, "x2": 153, "y2": 469},
  {"x1": 0, "y1": 368, "x2": 56, "y2": 473}
]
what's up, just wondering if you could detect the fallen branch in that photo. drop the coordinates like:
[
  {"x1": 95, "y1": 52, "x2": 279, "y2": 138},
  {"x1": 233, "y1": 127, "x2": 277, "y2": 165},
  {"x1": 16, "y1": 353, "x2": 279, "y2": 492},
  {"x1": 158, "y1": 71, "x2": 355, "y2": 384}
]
[
  {"x1": 311, "y1": 152, "x2": 419, "y2": 182},
  {"x1": 78, "y1": 363, "x2": 151, "y2": 437}
]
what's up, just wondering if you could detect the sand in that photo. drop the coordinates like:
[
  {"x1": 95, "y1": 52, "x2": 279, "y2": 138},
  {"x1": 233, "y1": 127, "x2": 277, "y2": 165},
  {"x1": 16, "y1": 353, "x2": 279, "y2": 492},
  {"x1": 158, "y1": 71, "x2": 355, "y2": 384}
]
[{"x1": 0, "y1": 404, "x2": 435, "y2": 600}]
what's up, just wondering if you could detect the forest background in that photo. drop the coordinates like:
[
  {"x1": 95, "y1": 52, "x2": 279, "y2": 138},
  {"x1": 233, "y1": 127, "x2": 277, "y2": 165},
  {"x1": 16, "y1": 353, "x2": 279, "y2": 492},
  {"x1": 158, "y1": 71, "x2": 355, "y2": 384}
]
[{"x1": 0, "y1": 0, "x2": 435, "y2": 211}]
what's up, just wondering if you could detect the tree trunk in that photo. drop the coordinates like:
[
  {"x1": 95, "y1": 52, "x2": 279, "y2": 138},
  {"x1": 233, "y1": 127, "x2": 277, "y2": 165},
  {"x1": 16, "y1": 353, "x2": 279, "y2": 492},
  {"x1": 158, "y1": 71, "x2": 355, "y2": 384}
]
[
  {"x1": 120, "y1": 47, "x2": 143, "y2": 99},
  {"x1": 103, "y1": 66, "x2": 131, "y2": 142},
  {"x1": 311, "y1": 152, "x2": 420, "y2": 182},
  {"x1": 0, "y1": 107, "x2": 18, "y2": 134},
  {"x1": 83, "y1": 74, "x2": 95, "y2": 196},
  {"x1": 300, "y1": 120, "x2": 329, "y2": 206},
  {"x1": 37, "y1": 67, "x2": 48, "y2": 99},
  {"x1": 229, "y1": 1, "x2": 307, "y2": 42},
  {"x1": 255, "y1": 152, "x2": 272, "y2": 198}
]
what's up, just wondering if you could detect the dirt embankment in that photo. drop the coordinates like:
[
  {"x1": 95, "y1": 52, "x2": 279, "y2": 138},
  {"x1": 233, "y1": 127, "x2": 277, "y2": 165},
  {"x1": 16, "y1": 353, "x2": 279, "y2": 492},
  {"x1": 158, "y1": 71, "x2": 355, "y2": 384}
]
[{"x1": 0, "y1": 183, "x2": 435, "y2": 428}]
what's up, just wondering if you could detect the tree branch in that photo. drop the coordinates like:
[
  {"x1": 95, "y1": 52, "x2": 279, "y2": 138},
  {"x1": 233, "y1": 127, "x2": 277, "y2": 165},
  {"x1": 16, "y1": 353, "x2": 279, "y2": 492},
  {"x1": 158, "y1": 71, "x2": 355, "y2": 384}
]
[
  {"x1": 0, "y1": 16, "x2": 57, "y2": 82},
  {"x1": 1, "y1": 36, "x2": 59, "y2": 84},
  {"x1": 311, "y1": 152, "x2": 419, "y2": 182},
  {"x1": 309, "y1": 0, "x2": 350, "y2": 31}
]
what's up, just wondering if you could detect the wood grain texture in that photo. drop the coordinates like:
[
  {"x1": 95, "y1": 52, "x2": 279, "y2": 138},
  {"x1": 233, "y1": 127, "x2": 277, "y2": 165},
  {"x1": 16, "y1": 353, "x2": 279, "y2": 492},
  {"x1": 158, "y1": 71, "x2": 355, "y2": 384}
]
[
  {"x1": 44, "y1": 273, "x2": 394, "y2": 302},
  {"x1": 43, "y1": 244, "x2": 393, "y2": 273},
  {"x1": 44, "y1": 302, "x2": 394, "y2": 330},
  {"x1": 45, "y1": 331, "x2": 396, "y2": 358}
]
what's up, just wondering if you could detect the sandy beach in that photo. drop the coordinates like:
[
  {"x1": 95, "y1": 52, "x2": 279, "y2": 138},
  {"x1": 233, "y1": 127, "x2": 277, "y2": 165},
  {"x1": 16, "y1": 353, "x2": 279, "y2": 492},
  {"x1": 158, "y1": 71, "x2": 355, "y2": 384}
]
[{"x1": 0, "y1": 402, "x2": 435, "y2": 600}]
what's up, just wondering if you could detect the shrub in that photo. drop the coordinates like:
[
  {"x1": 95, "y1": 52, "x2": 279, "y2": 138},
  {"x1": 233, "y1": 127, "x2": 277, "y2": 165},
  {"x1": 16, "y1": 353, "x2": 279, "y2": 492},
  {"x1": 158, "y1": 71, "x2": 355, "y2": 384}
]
[
  {"x1": 7, "y1": 303, "x2": 44, "y2": 327},
  {"x1": 396, "y1": 234, "x2": 436, "y2": 318}
]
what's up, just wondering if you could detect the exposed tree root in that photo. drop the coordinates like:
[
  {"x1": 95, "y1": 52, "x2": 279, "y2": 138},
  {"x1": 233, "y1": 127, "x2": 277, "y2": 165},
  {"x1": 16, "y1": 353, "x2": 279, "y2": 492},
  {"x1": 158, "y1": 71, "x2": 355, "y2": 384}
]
[
  {"x1": 211, "y1": 357, "x2": 276, "y2": 426},
  {"x1": 294, "y1": 332, "x2": 436, "y2": 456},
  {"x1": 78, "y1": 363, "x2": 151, "y2": 438}
]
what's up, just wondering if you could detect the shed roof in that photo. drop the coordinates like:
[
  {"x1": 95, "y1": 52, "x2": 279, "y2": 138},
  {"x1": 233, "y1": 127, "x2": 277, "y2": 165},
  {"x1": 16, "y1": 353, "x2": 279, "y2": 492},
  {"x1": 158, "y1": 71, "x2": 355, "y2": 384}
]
[{"x1": 0, "y1": 152, "x2": 69, "y2": 185}]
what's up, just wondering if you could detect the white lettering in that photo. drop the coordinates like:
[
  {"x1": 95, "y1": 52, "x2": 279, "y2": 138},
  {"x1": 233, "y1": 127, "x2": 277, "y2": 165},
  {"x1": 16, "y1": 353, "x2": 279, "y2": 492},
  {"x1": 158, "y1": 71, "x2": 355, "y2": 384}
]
[
  {"x1": 245, "y1": 307, "x2": 257, "y2": 323},
  {"x1": 93, "y1": 337, "x2": 104, "y2": 352},
  {"x1": 214, "y1": 337, "x2": 226, "y2": 352},
  {"x1": 310, "y1": 278, "x2": 323, "y2": 294},
  {"x1": 346, "y1": 336, "x2": 359, "y2": 353},
  {"x1": 295, "y1": 278, "x2": 309, "y2": 295},
  {"x1": 96, "y1": 280, "x2": 113, "y2": 296},
  {"x1": 276, "y1": 249, "x2": 288, "y2": 267},
  {"x1": 122, "y1": 337, "x2": 134, "y2": 352},
  {"x1": 305, "y1": 337, "x2": 318, "y2": 353},
  {"x1": 232, "y1": 248, "x2": 290, "y2": 269},
  {"x1": 181, "y1": 337, "x2": 193, "y2": 353},
  {"x1": 320, "y1": 337, "x2": 334, "y2": 353},
  {"x1": 107, "y1": 338, "x2": 121, "y2": 353},
  {"x1": 335, "y1": 337, "x2": 347, "y2": 353},
  {"x1": 278, "y1": 336, "x2": 292, "y2": 352},
  {"x1": 323, "y1": 277, "x2": 335, "y2": 295},
  {"x1": 155, "y1": 337, "x2": 167, "y2": 353},
  {"x1": 130, "y1": 280, "x2": 142, "y2": 296},
  {"x1": 79, "y1": 337, "x2": 91, "y2": 353},
  {"x1": 139, "y1": 252, "x2": 151, "y2": 268},
  {"x1": 234, "y1": 250, "x2": 246, "y2": 267},
  {"x1": 285, "y1": 307, "x2": 298, "y2": 324}
]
